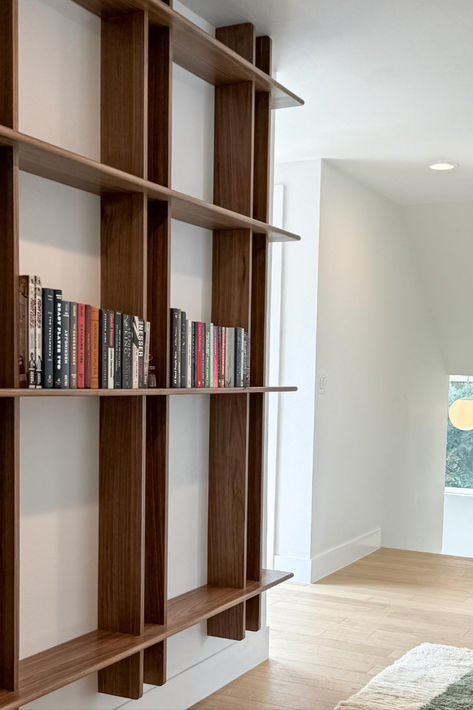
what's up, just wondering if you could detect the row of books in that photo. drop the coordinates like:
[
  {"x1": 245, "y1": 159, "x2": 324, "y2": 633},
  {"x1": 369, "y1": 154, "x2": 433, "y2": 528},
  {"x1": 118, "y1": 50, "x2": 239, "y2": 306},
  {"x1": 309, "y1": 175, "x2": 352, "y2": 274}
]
[
  {"x1": 170, "y1": 308, "x2": 250, "y2": 388},
  {"x1": 19, "y1": 275, "x2": 151, "y2": 389}
]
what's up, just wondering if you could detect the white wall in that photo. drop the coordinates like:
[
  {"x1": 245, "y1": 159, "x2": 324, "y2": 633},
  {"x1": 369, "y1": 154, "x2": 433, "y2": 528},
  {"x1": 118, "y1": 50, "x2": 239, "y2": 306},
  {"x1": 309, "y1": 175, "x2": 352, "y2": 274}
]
[
  {"x1": 19, "y1": 2, "x2": 268, "y2": 709},
  {"x1": 272, "y1": 160, "x2": 448, "y2": 581},
  {"x1": 443, "y1": 489, "x2": 473, "y2": 557},
  {"x1": 404, "y1": 201, "x2": 473, "y2": 375}
]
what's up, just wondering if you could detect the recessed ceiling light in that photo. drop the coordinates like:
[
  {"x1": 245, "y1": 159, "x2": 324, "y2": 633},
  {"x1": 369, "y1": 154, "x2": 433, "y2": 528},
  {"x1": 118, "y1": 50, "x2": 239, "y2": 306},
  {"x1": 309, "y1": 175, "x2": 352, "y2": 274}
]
[{"x1": 429, "y1": 161, "x2": 457, "y2": 171}]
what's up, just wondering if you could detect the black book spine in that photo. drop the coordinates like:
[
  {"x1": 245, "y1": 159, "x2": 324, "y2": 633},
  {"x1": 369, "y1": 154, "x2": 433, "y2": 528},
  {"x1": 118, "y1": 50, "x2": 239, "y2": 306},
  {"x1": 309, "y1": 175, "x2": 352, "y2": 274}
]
[
  {"x1": 114, "y1": 312, "x2": 122, "y2": 389},
  {"x1": 42, "y1": 288, "x2": 54, "y2": 388},
  {"x1": 191, "y1": 321, "x2": 196, "y2": 388},
  {"x1": 235, "y1": 327, "x2": 242, "y2": 388},
  {"x1": 122, "y1": 314, "x2": 132, "y2": 389},
  {"x1": 53, "y1": 289, "x2": 62, "y2": 388},
  {"x1": 170, "y1": 308, "x2": 179, "y2": 388},
  {"x1": 180, "y1": 311, "x2": 187, "y2": 388},
  {"x1": 99, "y1": 309, "x2": 109, "y2": 388},
  {"x1": 61, "y1": 301, "x2": 70, "y2": 388}
]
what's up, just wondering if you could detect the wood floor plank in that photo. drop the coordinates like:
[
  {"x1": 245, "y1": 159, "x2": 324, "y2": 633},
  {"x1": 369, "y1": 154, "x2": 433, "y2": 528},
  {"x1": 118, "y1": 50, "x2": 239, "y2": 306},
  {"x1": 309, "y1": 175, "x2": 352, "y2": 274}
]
[{"x1": 191, "y1": 547, "x2": 473, "y2": 710}]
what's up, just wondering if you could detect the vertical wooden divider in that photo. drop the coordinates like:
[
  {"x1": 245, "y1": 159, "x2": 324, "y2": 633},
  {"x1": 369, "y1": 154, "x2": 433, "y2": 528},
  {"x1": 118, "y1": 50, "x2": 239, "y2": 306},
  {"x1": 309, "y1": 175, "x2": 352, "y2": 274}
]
[
  {"x1": 207, "y1": 23, "x2": 255, "y2": 641},
  {"x1": 144, "y1": 17, "x2": 173, "y2": 686},
  {"x1": 99, "y1": 10, "x2": 148, "y2": 700},
  {"x1": 0, "y1": 0, "x2": 19, "y2": 692},
  {"x1": 246, "y1": 36, "x2": 272, "y2": 632}
]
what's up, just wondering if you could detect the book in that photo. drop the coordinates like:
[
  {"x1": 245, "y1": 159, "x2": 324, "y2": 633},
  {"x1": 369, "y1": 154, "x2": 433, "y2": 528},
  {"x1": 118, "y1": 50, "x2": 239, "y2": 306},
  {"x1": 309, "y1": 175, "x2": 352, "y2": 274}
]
[
  {"x1": 114, "y1": 312, "x2": 122, "y2": 389},
  {"x1": 18, "y1": 277, "x2": 28, "y2": 387},
  {"x1": 186, "y1": 319, "x2": 192, "y2": 388},
  {"x1": 61, "y1": 301, "x2": 70, "y2": 388},
  {"x1": 213, "y1": 325, "x2": 218, "y2": 389},
  {"x1": 235, "y1": 327, "x2": 244, "y2": 387},
  {"x1": 191, "y1": 321, "x2": 197, "y2": 388},
  {"x1": 219, "y1": 326, "x2": 225, "y2": 388},
  {"x1": 180, "y1": 311, "x2": 187, "y2": 388},
  {"x1": 99, "y1": 309, "x2": 109, "y2": 388},
  {"x1": 243, "y1": 331, "x2": 248, "y2": 388},
  {"x1": 84, "y1": 305, "x2": 92, "y2": 388},
  {"x1": 122, "y1": 314, "x2": 132, "y2": 389},
  {"x1": 53, "y1": 289, "x2": 62, "y2": 388},
  {"x1": 91, "y1": 307, "x2": 99, "y2": 389},
  {"x1": 138, "y1": 317, "x2": 144, "y2": 388},
  {"x1": 205, "y1": 323, "x2": 210, "y2": 388},
  {"x1": 196, "y1": 321, "x2": 203, "y2": 388},
  {"x1": 107, "y1": 310, "x2": 115, "y2": 389},
  {"x1": 132, "y1": 315, "x2": 139, "y2": 388},
  {"x1": 170, "y1": 308, "x2": 179, "y2": 388},
  {"x1": 225, "y1": 327, "x2": 234, "y2": 387},
  {"x1": 144, "y1": 321, "x2": 150, "y2": 388},
  {"x1": 201, "y1": 322, "x2": 206, "y2": 389},
  {"x1": 77, "y1": 303, "x2": 85, "y2": 389},
  {"x1": 69, "y1": 302, "x2": 77, "y2": 389},
  {"x1": 245, "y1": 332, "x2": 251, "y2": 387},
  {"x1": 35, "y1": 276, "x2": 42, "y2": 388},
  {"x1": 42, "y1": 288, "x2": 54, "y2": 388}
]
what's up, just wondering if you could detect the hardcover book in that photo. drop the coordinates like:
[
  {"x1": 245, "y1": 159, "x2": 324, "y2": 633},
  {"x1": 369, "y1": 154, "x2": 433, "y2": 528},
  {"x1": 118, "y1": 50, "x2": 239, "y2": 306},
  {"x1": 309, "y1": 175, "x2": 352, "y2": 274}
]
[
  {"x1": 144, "y1": 320, "x2": 150, "y2": 388},
  {"x1": 235, "y1": 327, "x2": 244, "y2": 387},
  {"x1": 84, "y1": 305, "x2": 92, "y2": 389},
  {"x1": 99, "y1": 309, "x2": 109, "y2": 388},
  {"x1": 196, "y1": 321, "x2": 203, "y2": 388},
  {"x1": 213, "y1": 325, "x2": 218, "y2": 389},
  {"x1": 114, "y1": 312, "x2": 122, "y2": 389},
  {"x1": 246, "y1": 331, "x2": 251, "y2": 387},
  {"x1": 170, "y1": 308, "x2": 180, "y2": 387},
  {"x1": 77, "y1": 303, "x2": 85, "y2": 389},
  {"x1": 122, "y1": 314, "x2": 132, "y2": 389},
  {"x1": 53, "y1": 289, "x2": 62, "y2": 388},
  {"x1": 42, "y1": 288, "x2": 54, "y2": 389},
  {"x1": 220, "y1": 326, "x2": 225, "y2": 388},
  {"x1": 61, "y1": 301, "x2": 70, "y2": 388},
  {"x1": 132, "y1": 315, "x2": 139, "y2": 388},
  {"x1": 191, "y1": 320, "x2": 197, "y2": 388},
  {"x1": 35, "y1": 276, "x2": 42, "y2": 388},
  {"x1": 225, "y1": 327, "x2": 234, "y2": 388},
  {"x1": 138, "y1": 317, "x2": 144, "y2": 388},
  {"x1": 107, "y1": 310, "x2": 115, "y2": 389},
  {"x1": 186, "y1": 319, "x2": 192, "y2": 388},
  {"x1": 205, "y1": 322, "x2": 210, "y2": 388},
  {"x1": 91, "y1": 307, "x2": 99, "y2": 389},
  {"x1": 180, "y1": 311, "x2": 187, "y2": 388},
  {"x1": 18, "y1": 276, "x2": 28, "y2": 388},
  {"x1": 69, "y1": 302, "x2": 77, "y2": 389}
]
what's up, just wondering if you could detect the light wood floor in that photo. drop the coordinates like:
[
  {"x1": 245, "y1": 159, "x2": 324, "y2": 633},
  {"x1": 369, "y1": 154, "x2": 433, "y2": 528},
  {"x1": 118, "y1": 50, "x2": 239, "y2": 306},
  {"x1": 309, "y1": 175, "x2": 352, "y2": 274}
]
[{"x1": 192, "y1": 547, "x2": 473, "y2": 709}]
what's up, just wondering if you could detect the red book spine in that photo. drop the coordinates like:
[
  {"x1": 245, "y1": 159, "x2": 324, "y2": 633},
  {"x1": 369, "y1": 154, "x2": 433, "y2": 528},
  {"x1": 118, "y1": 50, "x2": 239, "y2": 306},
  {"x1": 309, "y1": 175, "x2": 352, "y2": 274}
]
[
  {"x1": 219, "y1": 326, "x2": 225, "y2": 388},
  {"x1": 84, "y1": 305, "x2": 92, "y2": 388},
  {"x1": 77, "y1": 303, "x2": 85, "y2": 389},
  {"x1": 196, "y1": 321, "x2": 203, "y2": 388},
  {"x1": 212, "y1": 325, "x2": 218, "y2": 388}
]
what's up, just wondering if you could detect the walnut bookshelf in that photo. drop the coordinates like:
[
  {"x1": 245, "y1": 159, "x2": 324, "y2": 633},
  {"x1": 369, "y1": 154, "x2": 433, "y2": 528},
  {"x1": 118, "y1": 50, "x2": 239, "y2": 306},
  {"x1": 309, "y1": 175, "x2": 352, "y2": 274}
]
[{"x1": 0, "y1": 1, "x2": 303, "y2": 706}]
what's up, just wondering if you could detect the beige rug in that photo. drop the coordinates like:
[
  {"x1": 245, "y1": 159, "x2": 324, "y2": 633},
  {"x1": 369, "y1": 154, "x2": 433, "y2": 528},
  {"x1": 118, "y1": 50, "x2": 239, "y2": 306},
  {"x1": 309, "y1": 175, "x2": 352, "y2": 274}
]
[{"x1": 335, "y1": 643, "x2": 473, "y2": 709}]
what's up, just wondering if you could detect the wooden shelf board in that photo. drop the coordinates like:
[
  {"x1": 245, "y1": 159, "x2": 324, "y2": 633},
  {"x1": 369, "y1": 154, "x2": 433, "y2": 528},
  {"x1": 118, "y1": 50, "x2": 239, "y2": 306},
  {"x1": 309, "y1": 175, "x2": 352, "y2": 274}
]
[
  {"x1": 0, "y1": 126, "x2": 300, "y2": 242},
  {"x1": 71, "y1": 0, "x2": 303, "y2": 109},
  {"x1": 0, "y1": 570, "x2": 292, "y2": 710},
  {"x1": 0, "y1": 386, "x2": 297, "y2": 397}
]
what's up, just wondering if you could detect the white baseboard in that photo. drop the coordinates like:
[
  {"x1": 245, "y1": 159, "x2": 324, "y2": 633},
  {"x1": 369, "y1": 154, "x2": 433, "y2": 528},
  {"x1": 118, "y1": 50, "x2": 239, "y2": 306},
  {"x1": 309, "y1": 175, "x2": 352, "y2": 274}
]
[
  {"x1": 274, "y1": 528, "x2": 382, "y2": 583},
  {"x1": 121, "y1": 627, "x2": 269, "y2": 710},
  {"x1": 311, "y1": 528, "x2": 382, "y2": 581}
]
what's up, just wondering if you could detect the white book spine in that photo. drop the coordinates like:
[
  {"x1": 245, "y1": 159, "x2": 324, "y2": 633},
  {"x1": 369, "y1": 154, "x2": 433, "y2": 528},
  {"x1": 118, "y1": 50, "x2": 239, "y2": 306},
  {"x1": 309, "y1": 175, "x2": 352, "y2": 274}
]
[
  {"x1": 144, "y1": 321, "x2": 151, "y2": 387},
  {"x1": 225, "y1": 327, "x2": 234, "y2": 388}
]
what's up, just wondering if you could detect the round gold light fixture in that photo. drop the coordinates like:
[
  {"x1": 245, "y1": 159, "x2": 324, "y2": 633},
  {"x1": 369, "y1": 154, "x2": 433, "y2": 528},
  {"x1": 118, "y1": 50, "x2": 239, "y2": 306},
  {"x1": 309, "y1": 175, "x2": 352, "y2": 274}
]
[{"x1": 449, "y1": 399, "x2": 473, "y2": 430}]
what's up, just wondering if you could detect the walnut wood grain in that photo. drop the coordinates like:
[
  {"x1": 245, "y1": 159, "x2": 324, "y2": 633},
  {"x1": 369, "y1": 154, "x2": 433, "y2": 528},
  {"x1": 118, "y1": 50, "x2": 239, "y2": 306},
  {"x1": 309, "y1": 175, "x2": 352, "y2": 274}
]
[
  {"x1": 148, "y1": 201, "x2": 170, "y2": 387},
  {"x1": 216, "y1": 23, "x2": 255, "y2": 64},
  {"x1": 246, "y1": 393, "x2": 264, "y2": 631},
  {"x1": 70, "y1": 0, "x2": 303, "y2": 108},
  {"x1": 0, "y1": 571, "x2": 292, "y2": 710},
  {"x1": 0, "y1": 125, "x2": 300, "y2": 242},
  {"x1": 212, "y1": 230, "x2": 252, "y2": 330},
  {"x1": 148, "y1": 25, "x2": 171, "y2": 186},
  {"x1": 144, "y1": 396, "x2": 168, "y2": 685},
  {"x1": 214, "y1": 82, "x2": 254, "y2": 216},
  {"x1": 0, "y1": 148, "x2": 18, "y2": 390},
  {"x1": 0, "y1": 386, "x2": 297, "y2": 397},
  {"x1": 0, "y1": 399, "x2": 18, "y2": 691},
  {"x1": 98, "y1": 397, "x2": 146, "y2": 698},
  {"x1": 0, "y1": 1, "x2": 17, "y2": 129},
  {"x1": 207, "y1": 395, "x2": 249, "y2": 639},
  {"x1": 256, "y1": 35, "x2": 272, "y2": 76},
  {"x1": 101, "y1": 12, "x2": 147, "y2": 177}
]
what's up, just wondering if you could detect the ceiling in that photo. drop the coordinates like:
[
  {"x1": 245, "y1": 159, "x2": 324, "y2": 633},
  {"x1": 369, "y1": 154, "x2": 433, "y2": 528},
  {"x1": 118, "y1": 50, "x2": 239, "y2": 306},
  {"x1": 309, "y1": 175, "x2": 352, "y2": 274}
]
[{"x1": 182, "y1": 0, "x2": 473, "y2": 204}]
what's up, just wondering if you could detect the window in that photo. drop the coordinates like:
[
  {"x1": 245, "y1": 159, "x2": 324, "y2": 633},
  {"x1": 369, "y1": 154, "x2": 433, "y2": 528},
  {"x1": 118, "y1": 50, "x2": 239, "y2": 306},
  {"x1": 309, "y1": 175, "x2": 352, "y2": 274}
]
[{"x1": 446, "y1": 376, "x2": 473, "y2": 489}]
